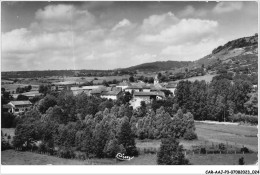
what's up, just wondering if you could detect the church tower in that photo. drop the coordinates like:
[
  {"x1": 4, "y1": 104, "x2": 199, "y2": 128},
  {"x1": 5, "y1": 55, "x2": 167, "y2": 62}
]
[{"x1": 154, "y1": 74, "x2": 159, "y2": 85}]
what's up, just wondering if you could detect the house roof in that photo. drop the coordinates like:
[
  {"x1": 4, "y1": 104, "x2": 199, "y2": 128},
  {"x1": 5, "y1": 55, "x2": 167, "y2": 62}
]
[
  {"x1": 101, "y1": 91, "x2": 121, "y2": 96},
  {"x1": 9, "y1": 101, "x2": 32, "y2": 106},
  {"x1": 53, "y1": 81, "x2": 76, "y2": 85},
  {"x1": 22, "y1": 91, "x2": 43, "y2": 96},
  {"x1": 117, "y1": 81, "x2": 132, "y2": 86},
  {"x1": 125, "y1": 85, "x2": 142, "y2": 89},
  {"x1": 165, "y1": 83, "x2": 177, "y2": 88},
  {"x1": 133, "y1": 91, "x2": 165, "y2": 97},
  {"x1": 3, "y1": 104, "x2": 12, "y2": 109}
]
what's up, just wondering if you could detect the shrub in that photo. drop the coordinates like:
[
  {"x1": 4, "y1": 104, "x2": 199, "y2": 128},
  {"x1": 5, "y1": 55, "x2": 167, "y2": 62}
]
[
  {"x1": 229, "y1": 113, "x2": 258, "y2": 125},
  {"x1": 218, "y1": 143, "x2": 226, "y2": 151},
  {"x1": 200, "y1": 147, "x2": 206, "y2": 154},
  {"x1": 183, "y1": 129, "x2": 198, "y2": 140},
  {"x1": 1, "y1": 139, "x2": 12, "y2": 151},
  {"x1": 241, "y1": 146, "x2": 249, "y2": 153},
  {"x1": 157, "y1": 137, "x2": 189, "y2": 165},
  {"x1": 239, "y1": 157, "x2": 245, "y2": 165}
]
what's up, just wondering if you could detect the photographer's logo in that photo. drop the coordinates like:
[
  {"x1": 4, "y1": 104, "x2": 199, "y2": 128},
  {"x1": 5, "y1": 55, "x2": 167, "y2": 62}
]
[{"x1": 116, "y1": 153, "x2": 134, "y2": 161}]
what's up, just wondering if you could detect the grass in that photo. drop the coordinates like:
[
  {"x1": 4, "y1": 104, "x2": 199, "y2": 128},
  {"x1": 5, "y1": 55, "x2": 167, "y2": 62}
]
[
  {"x1": 175, "y1": 74, "x2": 216, "y2": 83},
  {"x1": 1, "y1": 150, "x2": 257, "y2": 165},
  {"x1": 195, "y1": 122, "x2": 258, "y2": 152},
  {"x1": 187, "y1": 154, "x2": 257, "y2": 165},
  {"x1": 1, "y1": 150, "x2": 115, "y2": 165}
]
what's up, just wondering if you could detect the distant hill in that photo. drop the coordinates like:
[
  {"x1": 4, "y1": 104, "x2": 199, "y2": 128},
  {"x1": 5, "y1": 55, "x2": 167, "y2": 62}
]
[
  {"x1": 123, "y1": 60, "x2": 191, "y2": 72},
  {"x1": 192, "y1": 34, "x2": 258, "y2": 69}
]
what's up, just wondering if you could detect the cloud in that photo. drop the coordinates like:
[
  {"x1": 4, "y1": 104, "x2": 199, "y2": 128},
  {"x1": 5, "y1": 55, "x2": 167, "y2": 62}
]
[
  {"x1": 161, "y1": 38, "x2": 225, "y2": 61},
  {"x1": 213, "y1": 2, "x2": 243, "y2": 13},
  {"x1": 112, "y1": 19, "x2": 131, "y2": 31},
  {"x1": 33, "y1": 4, "x2": 95, "y2": 32},
  {"x1": 2, "y1": 3, "x2": 227, "y2": 71},
  {"x1": 2, "y1": 28, "x2": 72, "y2": 53},
  {"x1": 138, "y1": 18, "x2": 218, "y2": 44},
  {"x1": 141, "y1": 12, "x2": 179, "y2": 33},
  {"x1": 178, "y1": 5, "x2": 207, "y2": 17}
]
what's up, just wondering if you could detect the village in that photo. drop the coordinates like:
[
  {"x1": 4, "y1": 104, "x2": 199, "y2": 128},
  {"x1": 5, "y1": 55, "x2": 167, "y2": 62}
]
[{"x1": 2, "y1": 74, "x2": 178, "y2": 115}]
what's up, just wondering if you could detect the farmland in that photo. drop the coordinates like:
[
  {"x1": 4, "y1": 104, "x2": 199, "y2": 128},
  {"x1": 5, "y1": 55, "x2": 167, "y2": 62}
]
[{"x1": 175, "y1": 74, "x2": 216, "y2": 83}]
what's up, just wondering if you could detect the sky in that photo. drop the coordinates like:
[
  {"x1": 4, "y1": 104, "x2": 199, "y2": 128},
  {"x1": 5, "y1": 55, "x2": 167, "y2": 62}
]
[{"x1": 1, "y1": 1, "x2": 258, "y2": 71}]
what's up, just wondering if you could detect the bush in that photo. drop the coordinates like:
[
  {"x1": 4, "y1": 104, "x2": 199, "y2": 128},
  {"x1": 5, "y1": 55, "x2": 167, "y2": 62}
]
[
  {"x1": 229, "y1": 113, "x2": 258, "y2": 125},
  {"x1": 218, "y1": 143, "x2": 226, "y2": 151},
  {"x1": 183, "y1": 129, "x2": 198, "y2": 140},
  {"x1": 1, "y1": 139, "x2": 12, "y2": 151},
  {"x1": 157, "y1": 137, "x2": 189, "y2": 165},
  {"x1": 239, "y1": 157, "x2": 245, "y2": 165},
  {"x1": 241, "y1": 146, "x2": 249, "y2": 153},
  {"x1": 200, "y1": 147, "x2": 206, "y2": 154}
]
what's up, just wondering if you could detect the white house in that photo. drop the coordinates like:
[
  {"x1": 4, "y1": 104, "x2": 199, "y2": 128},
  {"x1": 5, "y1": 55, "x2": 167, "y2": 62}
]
[
  {"x1": 133, "y1": 91, "x2": 165, "y2": 104},
  {"x1": 116, "y1": 81, "x2": 131, "y2": 91},
  {"x1": 165, "y1": 83, "x2": 178, "y2": 95},
  {"x1": 8, "y1": 101, "x2": 32, "y2": 115},
  {"x1": 100, "y1": 91, "x2": 122, "y2": 100}
]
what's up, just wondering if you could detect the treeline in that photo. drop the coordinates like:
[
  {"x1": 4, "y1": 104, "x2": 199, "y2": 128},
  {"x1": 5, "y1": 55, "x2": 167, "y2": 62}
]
[
  {"x1": 175, "y1": 75, "x2": 257, "y2": 123},
  {"x1": 12, "y1": 92, "x2": 138, "y2": 158},
  {"x1": 2, "y1": 69, "x2": 135, "y2": 79},
  {"x1": 11, "y1": 89, "x2": 197, "y2": 160}
]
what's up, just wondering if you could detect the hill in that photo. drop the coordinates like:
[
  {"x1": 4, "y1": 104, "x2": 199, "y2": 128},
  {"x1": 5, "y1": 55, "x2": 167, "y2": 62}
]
[
  {"x1": 193, "y1": 34, "x2": 258, "y2": 70},
  {"x1": 123, "y1": 60, "x2": 191, "y2": 72}
]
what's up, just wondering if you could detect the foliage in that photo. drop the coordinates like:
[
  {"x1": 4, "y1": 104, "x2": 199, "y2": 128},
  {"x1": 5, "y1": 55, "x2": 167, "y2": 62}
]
[
  {"x1": 229, "y1": 113, "x2": 258, "y2": 125},
  {"x1": 118, "y1": 117, "x2": 138, "y2": 157},
  {"x1": 16, "y1": 85, "x2": 32, "y2": 93},
  {"x1": 17, "y1": 95, "x2": 29, "y2": 101},
  {"x1": 157, "y1": 137, "x2": 189, "y2": 165},
  {"x1": 239, "y1": 157, "x2": 245, "y2": 165},
  {"x1": 1, "y1": 112, "x2": 16, "y2": 128},
  {"x1": 38, "y1": 95, "x2": 57, "y2": 114}
]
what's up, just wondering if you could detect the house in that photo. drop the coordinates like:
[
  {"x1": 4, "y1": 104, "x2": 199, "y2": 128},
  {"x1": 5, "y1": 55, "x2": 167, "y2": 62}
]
[
  {"x1": 2, "y1": 104, "x2": 12, "y2": 113},
  {"x1": 71, "y1": 86, "x2": 102, "y2": 96},
  {"x1": 52, "y1": 81, "x2": 77, "y2": 91},
  {"x1": 21, "y1": 91, "x2": 43, "y2": 99},
  {"x1": 133, "y1": 91, "x2": 165, "y2": 104},
  {"x1": 100, "y1": 91, "x2": 122, "y2": 100},
  {"x1": 165, "y1": 83, "x2": 178, "y2": 95},
  {"x1": 142, "y1": 85, "x2": 151, "y2": 92},
  {"x1": 116, "y1": 81, "x2": 131, "y2": 91},
  {"x1": 125, "y1": 85, "x2": 143, "y2": 93},
  {"x1": 8, "y1": 101, "x2": 32, "y2": 115}
]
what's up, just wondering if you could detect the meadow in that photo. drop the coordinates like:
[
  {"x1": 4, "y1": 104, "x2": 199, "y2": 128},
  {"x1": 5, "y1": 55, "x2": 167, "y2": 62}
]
[{"x1": 175, "y1": 74, "x2": 216, "y2": 83}]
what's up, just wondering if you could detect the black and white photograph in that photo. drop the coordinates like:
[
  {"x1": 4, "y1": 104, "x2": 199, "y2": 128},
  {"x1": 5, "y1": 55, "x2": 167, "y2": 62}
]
[{"x1": 0, "y1": 0, "x2": 259, "y2": 174}]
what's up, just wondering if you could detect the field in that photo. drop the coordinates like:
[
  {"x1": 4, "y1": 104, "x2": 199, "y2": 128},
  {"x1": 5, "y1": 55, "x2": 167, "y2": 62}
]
[
  {"x1": 1, "y1": 122, "x2": 258, "y2": 165},
  {"x1": 195, "y1": 122, "x2": 258, "y2": 152},
  {"x1": 1, "y1": 150, "x2": 257, "y2": 165},
  {"x1": 175, "y1": 74, "x2": 216, "y2": 83},
  {"x1": 2, "y1": 83, "x2": 39, "y2": 93}
]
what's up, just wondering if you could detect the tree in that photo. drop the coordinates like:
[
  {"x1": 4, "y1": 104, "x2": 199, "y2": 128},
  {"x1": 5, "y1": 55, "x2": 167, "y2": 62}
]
[
  {"x1": 129, "y1": 76, "x2": 134, "y2": 82},
  {"x1": 17, "y1": 95, "x2": 29, "y2": 101},
  {"x1": 117, "y1": 117, "x2": 138, "y2": 156},
  {"x1": 1, "y1": 112, "x2": 15, "y2": 128},
  {"x1": 39, "y1": 85, "x2": 51, "y2": 95},
  {"x1": 244, "y1": 93, "x2": 258, "y2": 115},
  {"x1": 38, "y1": 95, "x2": 57, "y2": 114},
  {"x1": 157, "y1": 137, "x2": 189, "y2": 165},
  {"x1": 103, "y1": 138, "x2": 120, "y2": 158}
]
